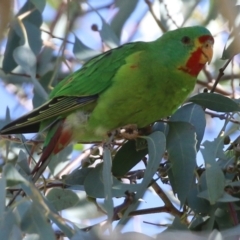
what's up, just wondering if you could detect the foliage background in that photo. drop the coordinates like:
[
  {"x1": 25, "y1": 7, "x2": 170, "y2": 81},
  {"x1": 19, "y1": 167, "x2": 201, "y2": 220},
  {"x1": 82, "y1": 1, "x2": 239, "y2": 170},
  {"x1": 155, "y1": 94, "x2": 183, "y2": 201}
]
[{"x1": 1, "y1": 0, "x2": 240, "y2": 239}]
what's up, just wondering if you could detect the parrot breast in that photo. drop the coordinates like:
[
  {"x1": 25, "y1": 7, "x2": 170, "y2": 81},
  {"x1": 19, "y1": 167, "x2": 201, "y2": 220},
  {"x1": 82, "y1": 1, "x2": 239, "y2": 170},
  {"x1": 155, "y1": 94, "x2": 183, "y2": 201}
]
[{"x1": 68, "y1": 51, "x2": 197, "y2": 142}]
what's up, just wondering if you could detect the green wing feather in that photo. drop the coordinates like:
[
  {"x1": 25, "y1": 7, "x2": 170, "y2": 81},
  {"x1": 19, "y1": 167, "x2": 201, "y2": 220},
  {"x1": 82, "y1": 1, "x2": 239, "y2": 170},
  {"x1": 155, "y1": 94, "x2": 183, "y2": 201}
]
[
  {"x1": 50, "y1": 42, "x2": 143, "y2": 98},
  {"x1": 0, "y1": 96, "x2": 96, "y2": 134},
  {"x1": 0, "y1": 42, "x2": 145, "y2": 134}
]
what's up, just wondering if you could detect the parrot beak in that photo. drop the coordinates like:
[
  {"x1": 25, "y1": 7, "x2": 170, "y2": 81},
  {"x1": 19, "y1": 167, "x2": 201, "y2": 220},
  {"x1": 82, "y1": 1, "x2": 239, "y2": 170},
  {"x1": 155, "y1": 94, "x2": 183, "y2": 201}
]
[{"x1": 200, "y1": 39, "x2": 214, "y2": 65}]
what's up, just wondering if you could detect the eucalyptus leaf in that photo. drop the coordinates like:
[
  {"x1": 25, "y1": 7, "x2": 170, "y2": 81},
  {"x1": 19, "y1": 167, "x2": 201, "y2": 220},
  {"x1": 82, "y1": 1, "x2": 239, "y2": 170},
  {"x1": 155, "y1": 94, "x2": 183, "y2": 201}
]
[
  {"x1": 84, "y1": 164, "x2": 140, "y2": 198},
  {"x1": 189, "y1": 93, "x2": 240, "y2": 112},
  {"x1": 3, "y1": 163, "x2": 27, "y2": 187},
  {"x1": 30, "y1": 0, "x2": 46, "y2": 12},
  {"x1": 99, "y1": 17, "x2": 120, "y2": 48},
  {"x1": 112, "y1": 140, "x2": 148, "y2": 176},
  {"x1": 20, "y1": 203, "x2": 55, "y2": 239},
  {"x1": 0, "y1": 177, "x2": 6, "y2": 220},
  {"x1": 102, "y1": 147, "x2": 113, "y2": 221},
  {"x1": 2, "y1": 1, "x2": 42, "y2": 73},
  {"x1": 63, "y1": 168, "x2": 92, "y2": 186},
  {"x1": 170, "y1": 103, "x2": 206, "y2": 150},
  {"x1": 13, "y1": 45, "x2": 36, "y2": 78},
  {"x1": 110, "y1": 0, "x2": 138, "y2": 39},
  {"x1": 73, "y1": 35, "x2": 100, "y2": 61},
  {"x1": 46, "y1": 188, "x2": 79, "y2": 211},
  {"x1": 200, "y1": 139, "x2": 226, "y2": 204},
  {"x1": 0, "y1": 210, "x2": 17, "y2": 240},
  {"x1": 17, "y1": 150, "x2": 31, "y2": 175},
  {"x1": 118, "y1": 131, "x2": 166, "y2": 226},
  {"x1": 167, "y1": 121, "x2": 197, "y2": 205}
]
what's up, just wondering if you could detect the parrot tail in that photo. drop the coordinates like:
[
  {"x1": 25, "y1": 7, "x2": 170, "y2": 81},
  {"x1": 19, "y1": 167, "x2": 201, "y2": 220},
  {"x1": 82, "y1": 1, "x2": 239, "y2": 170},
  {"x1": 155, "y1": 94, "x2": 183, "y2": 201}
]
[{"x1": 31, "y1": 118, "x2": 72, "y2": 182}]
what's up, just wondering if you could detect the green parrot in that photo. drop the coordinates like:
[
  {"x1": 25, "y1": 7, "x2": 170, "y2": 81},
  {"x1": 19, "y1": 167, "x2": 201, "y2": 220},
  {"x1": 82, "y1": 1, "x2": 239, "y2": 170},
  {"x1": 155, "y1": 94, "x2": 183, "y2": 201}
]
[{"x1": 0, "y1": 26, "x2": 214, "y2": 181}]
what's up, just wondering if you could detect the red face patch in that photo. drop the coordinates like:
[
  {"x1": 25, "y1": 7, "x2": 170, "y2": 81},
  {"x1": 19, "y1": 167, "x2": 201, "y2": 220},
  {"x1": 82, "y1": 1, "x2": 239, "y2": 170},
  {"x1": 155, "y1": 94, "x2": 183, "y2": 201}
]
[
  {"x1": 178, "y1": 34, "x2": 213, "y2": 76},
  {"x1": 178, "y1": 48, "x2": 204, "y2": 76}
]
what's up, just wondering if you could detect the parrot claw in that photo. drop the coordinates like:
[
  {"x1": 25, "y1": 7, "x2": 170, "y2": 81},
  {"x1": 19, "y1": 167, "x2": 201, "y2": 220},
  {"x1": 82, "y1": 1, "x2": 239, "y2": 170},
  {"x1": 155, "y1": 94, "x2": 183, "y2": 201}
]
[
  {"x1": 118, "y1": 124, "x2": 139, "y2": 140},
  {"x1": 107, "y1": 124, "x2": 139, "y2": 140}
]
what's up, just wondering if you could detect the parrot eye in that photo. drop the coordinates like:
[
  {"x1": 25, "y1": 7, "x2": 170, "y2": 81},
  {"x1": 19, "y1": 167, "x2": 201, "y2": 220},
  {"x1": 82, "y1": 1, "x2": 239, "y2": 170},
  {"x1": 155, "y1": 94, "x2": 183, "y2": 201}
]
[{"x1": 181, "y1": 36, "x2": 191, "y2": 44}]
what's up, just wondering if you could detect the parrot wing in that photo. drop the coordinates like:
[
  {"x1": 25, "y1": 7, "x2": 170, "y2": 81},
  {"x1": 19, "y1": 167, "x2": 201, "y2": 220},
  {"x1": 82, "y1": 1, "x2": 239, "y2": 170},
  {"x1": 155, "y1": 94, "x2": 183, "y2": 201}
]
[
  {"x1": 0, "y1": 42, "x2": 143, "y2": 134},
  {"x1": 0, "y1": 95, "x2": 97, "y2": 134}
]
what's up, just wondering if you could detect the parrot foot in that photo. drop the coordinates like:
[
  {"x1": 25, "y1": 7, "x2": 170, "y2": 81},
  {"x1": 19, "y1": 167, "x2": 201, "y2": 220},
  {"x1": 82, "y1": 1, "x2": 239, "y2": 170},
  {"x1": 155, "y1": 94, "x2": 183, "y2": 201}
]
[{"x1": 118, "y1": 124, "x2": 139, "y2": 140}]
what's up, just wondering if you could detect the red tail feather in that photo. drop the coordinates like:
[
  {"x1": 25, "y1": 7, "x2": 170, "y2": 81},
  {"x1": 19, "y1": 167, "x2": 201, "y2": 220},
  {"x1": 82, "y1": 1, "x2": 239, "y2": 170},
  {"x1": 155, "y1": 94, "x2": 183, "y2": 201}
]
[{"x1": 31, "y1": 119, "x2": 72, "y2": 181}]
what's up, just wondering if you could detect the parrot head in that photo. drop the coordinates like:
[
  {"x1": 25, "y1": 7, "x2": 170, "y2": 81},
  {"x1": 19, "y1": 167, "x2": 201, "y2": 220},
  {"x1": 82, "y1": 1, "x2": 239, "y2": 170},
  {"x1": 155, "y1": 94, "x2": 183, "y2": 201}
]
[{"x1": 158, "y1": 26, "x2": 214, "y2": 77}]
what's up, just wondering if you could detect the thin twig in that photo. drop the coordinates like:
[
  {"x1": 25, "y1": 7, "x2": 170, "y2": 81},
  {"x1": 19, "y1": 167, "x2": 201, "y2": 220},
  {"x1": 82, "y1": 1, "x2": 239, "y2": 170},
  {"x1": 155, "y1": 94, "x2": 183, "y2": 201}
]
[
  {"x1": 205, "y1": 110, "x2": 240, "y2": 125},
  {"x1": 230, "y1": 60, "x2": 235, "y2": 98},
  {"x1": 210, "y1": 58, "x2": 233, "y2": 93},
  {"x1": 151, "y1": 181, "x2": 185, "y2": 220},
  {"x1": 41, "y1": 29, "x2": 74, "y2": 44},
  {"x1": 145, "y1": 0, "x2": 167, "y2": 32},
  {"x1": 162, "y1": 1, "x2": 179, "y2": 28},
  {"x1": 129, "y1": 206, "x2": 170, "y2": 216},
  {"x1": 0, "y1": 135, "x2": 43, "y2": 145},
  {"x1": 196, "y1": 80, "x2": 231, "y2": 96}
]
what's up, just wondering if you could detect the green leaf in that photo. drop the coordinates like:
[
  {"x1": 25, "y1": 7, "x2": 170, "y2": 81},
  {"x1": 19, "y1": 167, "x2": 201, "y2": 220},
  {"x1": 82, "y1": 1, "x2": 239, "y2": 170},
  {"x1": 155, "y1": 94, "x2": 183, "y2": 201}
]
[
  {"x1": 2, "y1": 20, "x2": 21, "y2": 73},
  {"x1": 13, "y1": 44, "x2": 48, "y2": 100},
  {"x1": 87, "y1": 3, "x2": 119, "y2": 47},
  {"x1": 13, "y1": 44, "x2": 36, "y2": 77},
  {"x1": 167, "y1": 121, "x2": 197, "y2": 205},
  {"x1": 19, "y1": 181, "x2": 74, "y2": 238},
  {"x1": 84, "y1": 164, "x2": 140, "y2": 198},
  {"x1": 48, "y1": 144, "x2": 73, "y2": 176},
  {"x1": 63, "y1": 192, "x2": 102, "y2": 220},
  {"x1": 187, "y1": 184, "x2": 211, "y2": 215},
  {"x1": 73, "y1": 35, "x2": 101, "y2": 61},
  {"x1": 102, "y1": 147, "x2": 113, "y2": 221},
  {"x1": 63, "y1": 168, "x2": 92, "y2": 186},
  {"x1": 14, "y1": 200, "x2": 32, "y2": 223},
  {"x1": 200, "y1": 139, "x2": 226, "y2": 204},
  {"x1": 118, "y1": 131, "x2": 166, "y2": 226},
  {"x1": 8, "y1": 226, "x2": 22, "y2": 240},
  {"x1": 30, "y1": 0, "x2": 46, "y2": 12},
  {"x1": 46, "y1": 188, "x2": 79, "y2": 211},
  {"x1": 170, "y1": 103, "x2": 206, "y2": 150},
  {"x1": 217, "y1": 192, "x2": 240, "y2": 202},
  {"x1": 222, "y1": 32, "x2": 240, "y2": 59},
  {"x1": 215, "y1": 207, "x2": 233, "y2": 230},
  {"x1": 227, "y1": 181, "x2": 240, "y2": 187},
  {"x1": 32, "y1": 71, "x2": 53, "y2": 108},
  {"x1": 110, "y1": 0, "x2": 138, "y2": 39},
  {"x1": 100, "y1": 17, "x2": 120, "y2": 48},
  {"x1": 189, "y1": 93, "x2": 240, "y2": 112},
  {"x1": 0, "y1": 177, "x2": 6, "y2": 220},
  {"x1": 167, "y1": 216, "x2": 189, "y2": 231},
  {"x1": 2, "y1": 1, "x2": 42, "y2": 73},
  {"x1": 3, "y1": 163, "x2": 27, "y2": 187},
  {"x1": 37, "y1": 47, "x2": 54, "y2": 76},
  {"x1": 0, "y1": 210, "x2": 17, "y2": 239},
  {"x1": 17, "y1": 20, "x2": 42, "y2": 56},
  {"x1": 71, "y1": 230, "x2": 99, "y2": 240},
  {"x1": 112, "y1": 140, "x2": 148, "y2": 176},
  {"x1": 21, "y1": 203, "x2": 55, "y2": 239},
  {"x1": 152, "y1": 122, "x2": 168, "y2": 134},
  {"x1": 17, "y1": 150, "x2": 31, "y2": 175}
]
